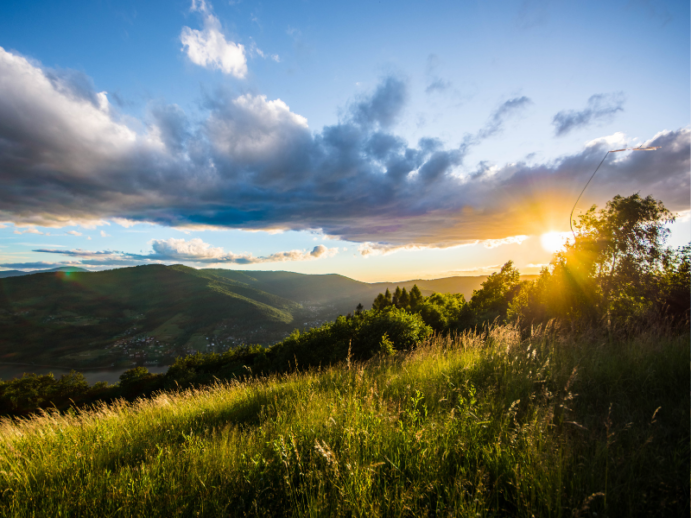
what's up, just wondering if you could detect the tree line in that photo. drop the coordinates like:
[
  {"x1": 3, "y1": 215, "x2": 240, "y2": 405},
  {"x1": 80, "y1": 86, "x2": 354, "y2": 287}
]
[{"x1": 368, "y1": 194, "x2": 689, "y2": 334}]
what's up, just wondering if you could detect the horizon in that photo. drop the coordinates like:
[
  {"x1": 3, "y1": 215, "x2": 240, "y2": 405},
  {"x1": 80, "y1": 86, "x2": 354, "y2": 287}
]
[
  {"x1": 0, "y1": 0, "x2": 688, "y2": 282},
  {"x1": 0, "y1": 262, "x2": 544, "y2": 284}
]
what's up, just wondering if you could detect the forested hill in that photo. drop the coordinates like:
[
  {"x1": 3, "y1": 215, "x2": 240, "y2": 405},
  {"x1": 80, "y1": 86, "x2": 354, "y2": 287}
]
[
  {"x1": 0, "y1": 264, "x2": 514, "y2": 369},
  {"x1": 0, "y1": 266, "x2": 88, "y2": 279}
]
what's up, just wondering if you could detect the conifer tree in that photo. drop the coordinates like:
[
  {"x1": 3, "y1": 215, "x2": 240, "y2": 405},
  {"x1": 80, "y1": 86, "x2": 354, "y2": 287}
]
[
  {"x1": 393, "y1": 286, "x2": 402, "y2": 307},
  {"x1": 372, "y1": 294, "x2": 387, "y2": 311},
  {"x1": 409, "y1": 284, "x2": 424, "y2": 310},
  {"x1": 399, "y1": 287, "x2": 410, "y2": 309}
]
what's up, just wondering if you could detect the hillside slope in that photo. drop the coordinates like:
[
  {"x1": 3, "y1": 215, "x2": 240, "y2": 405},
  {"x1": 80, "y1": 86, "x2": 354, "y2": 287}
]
[
  {"x1": 0, "y1": 326, "x2": 686, "y2": 517},
  {"x1": 0, "y1": 265, "x2": 534, "y2": 370},
  {"x1": 0, "y1": 266, "x2": 88, "y2": 279},
  {"x1": 0, "y1": 265, "x2": 301, "y2": 368}
]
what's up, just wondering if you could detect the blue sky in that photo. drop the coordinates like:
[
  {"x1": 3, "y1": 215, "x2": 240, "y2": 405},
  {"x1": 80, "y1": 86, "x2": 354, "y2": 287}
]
[{"x1": 0, "y1": 0, "x2": 688, "y2": 281}]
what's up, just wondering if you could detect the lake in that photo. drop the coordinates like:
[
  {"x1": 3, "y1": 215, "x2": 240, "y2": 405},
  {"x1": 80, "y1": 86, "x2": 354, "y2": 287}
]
[{"x1": 0, "y1": 364, "x2": 170, "y2": 385}]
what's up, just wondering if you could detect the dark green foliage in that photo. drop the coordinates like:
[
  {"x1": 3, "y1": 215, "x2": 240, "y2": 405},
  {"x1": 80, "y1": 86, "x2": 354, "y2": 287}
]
[
  {"x1": 467, "y1": 261, "x2": 521, "y2": 324},
  {"x1": 0, "y1": 371, "x2": 91, "y2": 415},
  {"x1": 270, "y1": 307, "x2": 431, "y2": 367},
  {"x1": 417, "y1": 292, "x2": 467, "y2": 332},
  {"x1": 409, "y1": 284, "x2": 424, "y2": 310},
  {"x1": 0, "y1": 309, "x2": 431, "y2": 416}
]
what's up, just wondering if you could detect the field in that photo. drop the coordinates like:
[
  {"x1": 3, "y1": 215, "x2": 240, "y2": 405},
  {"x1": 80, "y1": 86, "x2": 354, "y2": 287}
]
[{"x1": 0, "y1": 322, "x2": 687, "y2": 517}]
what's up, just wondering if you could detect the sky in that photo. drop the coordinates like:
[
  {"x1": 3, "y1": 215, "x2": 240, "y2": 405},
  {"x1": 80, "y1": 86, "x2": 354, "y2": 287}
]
[{"x1": 0, "y1": 0, "x2": 688, "y2": 282}]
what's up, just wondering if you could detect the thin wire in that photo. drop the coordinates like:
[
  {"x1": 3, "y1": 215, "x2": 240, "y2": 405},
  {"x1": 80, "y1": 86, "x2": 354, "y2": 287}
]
[{"x1": 569, "y1": 151, "x2": 610, "y2": 239}]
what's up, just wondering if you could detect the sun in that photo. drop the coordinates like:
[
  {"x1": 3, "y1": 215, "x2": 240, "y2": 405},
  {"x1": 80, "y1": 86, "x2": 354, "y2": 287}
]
[{"x1": 540, "y1": 232, "x2": 568, "y2": 253}]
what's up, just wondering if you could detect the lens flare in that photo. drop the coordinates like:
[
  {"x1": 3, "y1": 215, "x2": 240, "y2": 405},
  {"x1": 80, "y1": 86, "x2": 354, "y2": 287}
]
[{"x1": 540, "y1": 232, "x2": 568, "y2": 253}]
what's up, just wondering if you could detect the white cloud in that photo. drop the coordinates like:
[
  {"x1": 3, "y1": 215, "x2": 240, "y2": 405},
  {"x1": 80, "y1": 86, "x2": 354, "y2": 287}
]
[
  {"x1": 358, "y1": 235, "x2": 527, "y2": 256},
  {"x1": 111, "y1": 217, "x2": 139, "y2": 228},
  {"x1": 454, "y1": 264, "x2": 501, "y2": 274},
  {"x1": 13, "y1": 227, "x2": 45, "y2": 235},
  {"x1": 66, "y1": 230, "x2": 83, "y2": 236},
  {"x1": 675, "y1": 209, "x2": 691, "y2": 222},
  {"x1": 149, "y1": 238, "x2": 336, "y2": 264},
  {"x1": 207, "y1": 93, "x2": 308, "y2": 161},
  {"x1": 32, "y1": 238, "x2": 339, "y2": 266},
  {"x1": 482, "y1": 235, "x2": 528, "y2": 248},
  {"x1": 180, "y1": 1, "x2": 247, "y2": 78},
  {"x1": 100, "y1": 230, "x2": 110, "y2": 237},
  {"x1": 249, "y1": 41, "x2": 280, "y2": 62}
]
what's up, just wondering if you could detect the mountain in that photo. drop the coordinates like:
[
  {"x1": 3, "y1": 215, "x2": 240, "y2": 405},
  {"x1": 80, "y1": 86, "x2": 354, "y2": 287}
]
[
  {"x1": 0, "y1": 265, "x2": 303, "y2": 368},
  {"x1": 0, "y1": 264, "x2": 534, "y2": 370},
  {"x1": 0, "y1": 266, "x2": 88, "y2": 279}
]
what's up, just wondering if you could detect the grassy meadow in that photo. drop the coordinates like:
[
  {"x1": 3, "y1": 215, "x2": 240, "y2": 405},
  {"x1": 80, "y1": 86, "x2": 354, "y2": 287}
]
[{"x1": 0, "y1": 322, "x2": 687, "y2": 517}]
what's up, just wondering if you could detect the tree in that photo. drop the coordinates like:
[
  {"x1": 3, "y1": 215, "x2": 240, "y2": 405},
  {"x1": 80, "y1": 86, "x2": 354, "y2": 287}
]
[
  {"x1": 563, "y1": 194, "x2": 674, "y2": 322},
  {"x1": 468, "y1": 261, "x2": 521, "y2": 324},
  {"x1": 409, "y1": 285, "x2": 424, "y2": 310},
  {"x1": 399, "y1": 287, "x2": 410, "y2": 309},
  {"x1": 372, "y1": 293, "x2": 388, "y2": 311},
  {"x1": 509, "y1": 194, "x2": 683, "y2": 326},
  {"x1": 393, "y1": 286, "x2": 402, "y2": 307}
]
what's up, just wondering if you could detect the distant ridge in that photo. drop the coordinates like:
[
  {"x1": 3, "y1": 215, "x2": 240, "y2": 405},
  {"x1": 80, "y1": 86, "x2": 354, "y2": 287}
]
[
  {"x1": 0, "y1": 264, "x2": 537, "y2": 369},
  {"x1": 0, "y1": 266, "x2": 89, "y2": 279}
]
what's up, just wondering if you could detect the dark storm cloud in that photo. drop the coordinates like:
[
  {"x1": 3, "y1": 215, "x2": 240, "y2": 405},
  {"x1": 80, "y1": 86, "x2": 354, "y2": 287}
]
[
  {"x1": 0, "y1": 47, "x2": 687, "y2": 251},
  {"x1": 553, "y1": 93, "x2": 625, "y2": 136},
  {"x1": 149, "y1": 103, "x2": 190, "y2": 153},
  {"x1": 44, "y1": 68, "x2": 102, "y2": 109},
  {"x1": 351, "y1": 76, "x2": 408, "y2": 128}
]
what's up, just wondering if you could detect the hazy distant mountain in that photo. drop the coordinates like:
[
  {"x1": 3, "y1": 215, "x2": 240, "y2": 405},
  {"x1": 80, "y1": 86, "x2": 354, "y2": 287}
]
[
  {"x1": 0, "y1": 266, "x2": 88, "y2": 279},
  {"x1": 0, "y1": 264, "x2": 534, "y2": 370}
]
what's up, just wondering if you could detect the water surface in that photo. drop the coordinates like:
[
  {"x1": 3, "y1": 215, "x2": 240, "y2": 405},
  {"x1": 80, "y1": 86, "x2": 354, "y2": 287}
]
[{"x1": 0, "y1": 364, "x2": 169, "y2": 385}]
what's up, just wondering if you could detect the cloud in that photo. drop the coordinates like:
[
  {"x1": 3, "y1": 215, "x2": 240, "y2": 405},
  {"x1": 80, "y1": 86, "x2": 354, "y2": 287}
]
[
  {"x1": 100, "y1": 230, "x2": 110, "y2": 237},
  {"x1": 454, "y1": 264, "x2": 501, "y2": 274},
  {"x1": 482, "y1": 235, "x2": 528, "y2": 248},
  {"x1": 66, "y1": 230, "x2": 82, "y2": 236},
  {"x1": 0, "y1": 48, "x2": 687, "y2": 253},
  {"x1": 32, "y1": 238, "x2": 338, "y2": 266},
  {"x1": 180, "y1": 0, "x2": 247, "y2": 77},
  {"x1": 351, "y1": 76, "x2": 408, "y2": 128},
  {"x1": 477, "y1": 96, "x2": 533, "y2": 139},
  {"x1": 249, "y1": 41, "x2": 280, "y2": 62},
  {"x1": 553, "y1": 93, "x2": 625, "y2": 136},
  {"x1": 13, "y1": 227, "x2": 46, "y2": 235},
  {"x1": 111, "y1": 217, "x2": 139, "y2": 228}
]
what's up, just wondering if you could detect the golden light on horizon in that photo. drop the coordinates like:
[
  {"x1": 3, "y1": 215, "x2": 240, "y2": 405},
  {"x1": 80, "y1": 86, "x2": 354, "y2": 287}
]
[{"x1": 540, "y1": 231, "x2": 569, "y2": 253}]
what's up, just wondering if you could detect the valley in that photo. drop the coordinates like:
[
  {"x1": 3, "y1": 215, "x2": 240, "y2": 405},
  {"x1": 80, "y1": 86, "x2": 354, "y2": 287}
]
[{"x1": 0, "y1": 264, "x2": 520, "y2": 371}]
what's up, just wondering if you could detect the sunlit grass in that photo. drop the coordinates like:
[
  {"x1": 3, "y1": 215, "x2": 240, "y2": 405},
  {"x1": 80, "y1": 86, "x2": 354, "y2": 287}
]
[{"x1": 0, "y1": 323, "x2": 687, "y2": 517}]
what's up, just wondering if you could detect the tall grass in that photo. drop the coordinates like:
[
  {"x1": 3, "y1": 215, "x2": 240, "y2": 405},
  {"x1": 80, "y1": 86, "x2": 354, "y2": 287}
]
[{"x1": 0, "y1": 323, "x2": 687, "y2": 517}]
